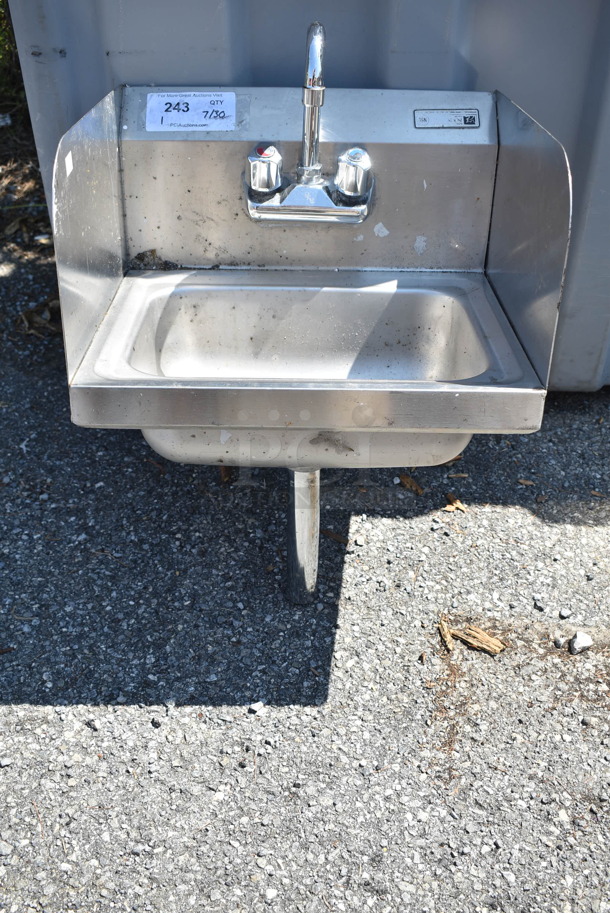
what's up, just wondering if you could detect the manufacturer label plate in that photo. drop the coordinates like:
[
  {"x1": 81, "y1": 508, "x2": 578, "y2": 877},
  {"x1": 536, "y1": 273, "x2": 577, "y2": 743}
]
[
  {"x1": 146, "y1": 92, "x2": 236, "y2": 131},
  {"x1": 414, "y1": 109, "x2": 480, "y2": 129}
]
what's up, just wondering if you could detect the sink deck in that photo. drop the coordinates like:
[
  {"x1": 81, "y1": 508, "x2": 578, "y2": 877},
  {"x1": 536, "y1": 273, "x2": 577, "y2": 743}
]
[{"x1": 70, "y1": 269, "x2": 544, "y2": 433}]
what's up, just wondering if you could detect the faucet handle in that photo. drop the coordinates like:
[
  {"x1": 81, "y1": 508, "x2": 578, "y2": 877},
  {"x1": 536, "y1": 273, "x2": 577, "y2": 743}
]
[
  {"x1": 334, "y1": 147, "x2": 372, "y2": 200},
  {"x1": 247, "y1": 144, "x2": 283, "y2": 195}
]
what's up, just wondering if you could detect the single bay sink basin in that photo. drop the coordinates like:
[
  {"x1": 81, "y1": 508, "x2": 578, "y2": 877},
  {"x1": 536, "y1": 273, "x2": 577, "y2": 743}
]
[
  {"x1": 72, "y1": 268, "x2": 543, "y2": 448},
  {"x1": 129, "y1": 280, "x2": 490, "y2": 383},
  {"x1": 92, "y1": 270, "x2": 528, "y2": 384}
]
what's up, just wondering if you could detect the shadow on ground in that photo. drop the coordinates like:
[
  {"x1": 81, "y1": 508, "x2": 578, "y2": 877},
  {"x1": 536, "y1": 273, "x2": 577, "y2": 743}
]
[{"x1": 1, "y1": 219, "x2": 610, "y2": 709}]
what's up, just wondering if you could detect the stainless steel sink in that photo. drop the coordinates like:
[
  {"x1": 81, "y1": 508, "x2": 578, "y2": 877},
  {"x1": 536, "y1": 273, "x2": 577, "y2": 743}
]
[
  {"x1": 55, "y1": 86, "x2": 569, "y2": 467},
  {"x1": 89, "y1": 269, "x2": 529, "y2": 388},
  {"x1": 129, "y1": 279, "x2": 489, "y2": 383},
  {"x1": 71, "y1": 268, "x2": 542, "y2": 473},
  {"x1": 52, "y1": 80, "x2": 571, "y2": 602}
]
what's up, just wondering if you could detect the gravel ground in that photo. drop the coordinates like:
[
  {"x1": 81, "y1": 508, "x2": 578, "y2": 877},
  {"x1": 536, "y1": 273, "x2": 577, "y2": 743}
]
[{"x1": 1, "y1": 196, "x2": 610, "y2": 912}]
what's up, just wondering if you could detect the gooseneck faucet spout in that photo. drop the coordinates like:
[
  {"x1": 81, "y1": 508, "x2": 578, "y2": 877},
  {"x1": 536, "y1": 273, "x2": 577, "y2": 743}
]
[
  {"x1": 298, "y1": 21, "x2": 325, "y2": 184},
  {"x1": 245, "y1": 20, "x2": 372, "y2": 222}
]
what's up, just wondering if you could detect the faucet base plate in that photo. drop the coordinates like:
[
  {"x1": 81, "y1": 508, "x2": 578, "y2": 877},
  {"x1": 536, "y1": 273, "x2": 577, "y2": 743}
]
[{"x1": 247, "y1": 181, "x2": 370, "y2": 223}]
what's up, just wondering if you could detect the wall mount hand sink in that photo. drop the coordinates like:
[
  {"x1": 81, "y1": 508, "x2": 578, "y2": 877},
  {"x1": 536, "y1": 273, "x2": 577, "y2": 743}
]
[
  {"x1": 75, "y1": 269, "x2": 539, "y2": 460},
  {"x1": 52, "y1": 25, "x2": 571, "y2": 601}
]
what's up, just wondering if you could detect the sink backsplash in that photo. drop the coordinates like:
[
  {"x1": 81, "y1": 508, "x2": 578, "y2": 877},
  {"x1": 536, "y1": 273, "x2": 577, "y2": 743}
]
[{"x1": 120, "y1": 87, "x2": 497, "y2": 271}]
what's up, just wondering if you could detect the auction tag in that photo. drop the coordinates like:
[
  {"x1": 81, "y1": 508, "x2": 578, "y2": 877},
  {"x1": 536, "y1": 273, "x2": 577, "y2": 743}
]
[{"x1": 145, "y1": 92, "x2": 236, "y2": 131}]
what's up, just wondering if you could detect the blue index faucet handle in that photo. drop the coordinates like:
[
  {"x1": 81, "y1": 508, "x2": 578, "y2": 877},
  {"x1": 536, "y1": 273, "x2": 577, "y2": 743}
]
[
  {"x1": 247, "y1": 144, "x2": 283, "y2": 195},
  {"x1": 335, "y1": 147, "x2": 373, "y2": 200}
]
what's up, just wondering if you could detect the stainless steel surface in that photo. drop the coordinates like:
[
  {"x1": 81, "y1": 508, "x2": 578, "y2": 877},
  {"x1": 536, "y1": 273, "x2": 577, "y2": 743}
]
[
  {"x1": 335, "y1": 147, "x2": 373, "y2": 199},
  {"x1": 287, "y1": 469, "x2": 320, "y2": 603},
  {"x1": 69, "y1": 269, "x2": 545, "y2": 445},
  {"x1": 299, "y1": 22, "x2": 325, "y2": 183},
  {"x1": 51, "y1": 90, "x2": 125, "y2": 381},
  {"x1": 247, "y1": 144, "x2": 283, "y2": 194},
  {"x1": 121, "y1": 87, "x2": 497, "y2": 269},
  {"x1": 303, "y1": 21, "x2": 325, "y2": 92},
  {"x1": 298, "y1": 105, "x2": 321, "y2": 183},
  {"x1": 549, "y1": 1, "x2": 610, "y2": 391},
  {"x1": 245, "y1": 24, "x2": 372, "y2": 223},
  {"x1": 120, "y1": 284, "x2": 490, "y2": 383},
  {"x1": 246, "y1": 180, "x2": 370, "y2": 223},
  {"x1": 141, "y1": 428, "x2": 472, "y2": 469},
  {"x1": 52, "y1": 86, "x2": 569, "y2": 476},
  {"x1": 487, "y1": 93, "x2": 572, "y2": 387}
]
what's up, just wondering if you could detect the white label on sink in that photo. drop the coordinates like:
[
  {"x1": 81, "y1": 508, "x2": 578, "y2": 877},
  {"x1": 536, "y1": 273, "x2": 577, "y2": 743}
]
[
  {"x1": 145, "y1": 92, "x2": 236, "y2": 131},
  {"x1": 414, "y1": 108, "x2": 480, "y2": 129}
]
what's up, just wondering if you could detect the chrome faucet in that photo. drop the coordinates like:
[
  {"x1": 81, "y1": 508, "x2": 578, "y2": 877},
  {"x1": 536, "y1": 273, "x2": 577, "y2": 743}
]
[
  {"x1": 298, "y1": 22, "x2": 325, "y2": 185},
  {"x1": 245, "y1": 22, "x2": 373, "y2": 223}
]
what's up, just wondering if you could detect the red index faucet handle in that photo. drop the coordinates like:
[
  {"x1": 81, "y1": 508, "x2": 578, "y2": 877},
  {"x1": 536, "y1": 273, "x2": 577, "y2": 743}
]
[
  {"x1": 256, "y1": 145, "x2": 277, "y2": 158},
  {"x1": 247, "y1": 145, "x2": 283, "y2": 194}
]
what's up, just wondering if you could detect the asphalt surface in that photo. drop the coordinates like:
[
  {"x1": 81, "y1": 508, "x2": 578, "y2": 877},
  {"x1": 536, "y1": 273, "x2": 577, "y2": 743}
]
[{"x1": 1, "y1": 223, "x2": 610, "y2": 912}]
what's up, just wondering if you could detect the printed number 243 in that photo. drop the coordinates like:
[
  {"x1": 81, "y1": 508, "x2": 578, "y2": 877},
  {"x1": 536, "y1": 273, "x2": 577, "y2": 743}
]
[{"x1": 164, "y1": 101, "x2": 190, "y2": 113}]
